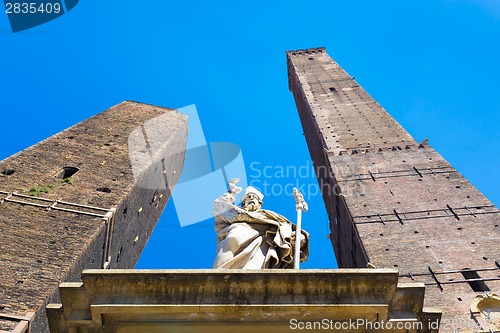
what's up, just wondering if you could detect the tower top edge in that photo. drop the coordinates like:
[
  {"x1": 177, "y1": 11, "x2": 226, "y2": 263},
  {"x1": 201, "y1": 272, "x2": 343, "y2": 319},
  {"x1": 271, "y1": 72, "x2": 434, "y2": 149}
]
[
  {"x1": 286, "y1": 47, "x2": 327, "y2": 55},
  {"x1": 120, "y1": 100, "x2": 177, "y2": 111}
]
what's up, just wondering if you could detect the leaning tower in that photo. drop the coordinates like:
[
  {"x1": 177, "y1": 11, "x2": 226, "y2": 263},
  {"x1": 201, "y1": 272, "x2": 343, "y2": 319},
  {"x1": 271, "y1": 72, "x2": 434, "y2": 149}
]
[
  {"x1": 0, "y1": 101, "x2": 187, "y2": 332},
  {"x1": 287, "y1": 47, "x2": 500, "y2": 332}
]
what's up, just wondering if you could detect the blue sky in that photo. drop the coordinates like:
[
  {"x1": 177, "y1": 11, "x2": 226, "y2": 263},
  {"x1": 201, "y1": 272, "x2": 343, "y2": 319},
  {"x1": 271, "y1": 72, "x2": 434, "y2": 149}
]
[{"x1": 0, "y1": 1, "x2": 498, "y2": 269}]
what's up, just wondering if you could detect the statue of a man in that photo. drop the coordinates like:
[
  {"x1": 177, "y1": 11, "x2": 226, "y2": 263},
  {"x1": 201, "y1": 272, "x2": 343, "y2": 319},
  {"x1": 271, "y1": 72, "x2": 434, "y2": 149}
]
[{"x1": 212, "y1": 179, "x2": 309, "y2": 269}]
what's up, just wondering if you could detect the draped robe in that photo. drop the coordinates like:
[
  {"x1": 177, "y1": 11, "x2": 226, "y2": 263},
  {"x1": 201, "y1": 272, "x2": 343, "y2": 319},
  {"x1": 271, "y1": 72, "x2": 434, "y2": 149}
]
[{"x1": 212, "y1": 193, "x2": 309, "y2": 269}]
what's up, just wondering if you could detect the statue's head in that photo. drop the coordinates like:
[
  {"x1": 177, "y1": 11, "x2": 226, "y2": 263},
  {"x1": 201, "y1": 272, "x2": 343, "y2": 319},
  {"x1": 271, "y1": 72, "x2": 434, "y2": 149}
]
[{"x1": 240, "y1": 186, "x2": 264, "y2": 212}]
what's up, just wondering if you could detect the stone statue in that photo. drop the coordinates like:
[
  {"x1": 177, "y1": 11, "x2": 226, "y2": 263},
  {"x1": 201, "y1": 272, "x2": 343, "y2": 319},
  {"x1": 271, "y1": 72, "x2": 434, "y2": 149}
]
[{"x1": 213, "y1": 178, "x2": 309, "y2": 269}]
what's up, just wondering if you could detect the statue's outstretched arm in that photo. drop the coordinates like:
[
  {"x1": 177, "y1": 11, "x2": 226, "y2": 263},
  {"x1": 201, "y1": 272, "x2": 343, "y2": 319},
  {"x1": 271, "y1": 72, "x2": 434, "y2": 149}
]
[{"x1": 213, "y1": 178, "x2": 244, "y2": 216}]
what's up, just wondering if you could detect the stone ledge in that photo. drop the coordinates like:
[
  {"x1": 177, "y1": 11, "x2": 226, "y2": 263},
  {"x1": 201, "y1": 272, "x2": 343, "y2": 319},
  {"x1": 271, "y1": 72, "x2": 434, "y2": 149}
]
[{"x1": 47, "y1": 269, "x2": 441, "y2": 333}]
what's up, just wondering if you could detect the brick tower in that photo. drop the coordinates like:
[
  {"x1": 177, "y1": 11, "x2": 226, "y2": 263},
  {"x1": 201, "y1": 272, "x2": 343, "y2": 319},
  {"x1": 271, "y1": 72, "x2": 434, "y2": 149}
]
[
  {"x1": 287, "y1": 47, "x2": 500, "y2": 331},
  {"x1": 0, "y1": 101, "x2": 187, "y2": 332}
]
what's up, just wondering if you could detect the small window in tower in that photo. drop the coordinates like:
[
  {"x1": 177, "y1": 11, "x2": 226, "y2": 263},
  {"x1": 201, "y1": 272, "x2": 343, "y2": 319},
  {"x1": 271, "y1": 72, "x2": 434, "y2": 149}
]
[
  {"x1": 461, "y1": 269, "x2": 490, "y2": 292},
  {"x1": 59, "y1": 166, "x2": 79, "y2": 179},
  {"x1": 308, "y1": 57, "x2": 314, "y2": 60},
  {"x1": 329, "y1": 87, "x2": 336, "y2": 92},
  {"x1": 1, "y1": 169, "x2": 15, "y2": 176},
  {"x1": 97, "y1": 187, "x2": 112, "y2": 193}
]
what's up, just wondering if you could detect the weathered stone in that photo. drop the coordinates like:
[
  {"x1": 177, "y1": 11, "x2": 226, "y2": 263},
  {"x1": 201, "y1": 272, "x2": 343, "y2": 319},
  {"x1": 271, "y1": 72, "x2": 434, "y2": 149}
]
[
  {"x1": 287, "y1": 47, "x2": 500, "y2": 332},
  {"x1": 47, "y1": 269, "x2": 441, "y2": 333},
  {"x1": 0, "y1": 101, "x2": 188, "y2": 332}
]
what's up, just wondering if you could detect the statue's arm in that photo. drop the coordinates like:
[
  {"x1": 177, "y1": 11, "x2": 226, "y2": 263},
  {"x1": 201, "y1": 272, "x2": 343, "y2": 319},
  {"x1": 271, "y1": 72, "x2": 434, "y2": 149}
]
[{"x1": 212, "y1": 178, "x2": 245, "y2": 218}]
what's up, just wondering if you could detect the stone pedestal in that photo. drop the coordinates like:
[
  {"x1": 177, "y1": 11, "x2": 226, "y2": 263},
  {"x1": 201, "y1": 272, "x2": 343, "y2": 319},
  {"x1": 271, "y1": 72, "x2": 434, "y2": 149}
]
[
  {"x1": 0, "y1": 101, "x2": 187, "y2": 332},
  {"x1": 47, "y1": 269, "x2": 441, "y2": 332}
]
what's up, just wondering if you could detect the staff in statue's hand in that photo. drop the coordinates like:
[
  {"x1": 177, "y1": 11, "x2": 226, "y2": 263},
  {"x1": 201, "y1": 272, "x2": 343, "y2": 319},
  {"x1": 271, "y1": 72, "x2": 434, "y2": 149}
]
[{"x1": 293, "y1": 187, "x2": 308, "y2": 269}]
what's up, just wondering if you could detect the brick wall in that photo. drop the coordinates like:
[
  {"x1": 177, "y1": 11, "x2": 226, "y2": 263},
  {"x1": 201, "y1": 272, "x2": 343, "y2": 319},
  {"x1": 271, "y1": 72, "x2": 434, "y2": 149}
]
[
  {"x1": 287, "y1": 48, "x2": 500, "y2": 331},
  {"x1": 0, "y1": 101, "x2": 187, "y2": 332}
]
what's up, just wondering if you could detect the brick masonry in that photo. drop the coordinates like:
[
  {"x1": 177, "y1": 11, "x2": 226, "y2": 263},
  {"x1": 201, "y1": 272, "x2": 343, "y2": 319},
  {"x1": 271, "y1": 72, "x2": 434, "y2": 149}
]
[
  {"x1": 0, "y1": 101, "x2": 188, "y2": 332},
  {"x1": 287, "y1": 47, "x2": 500, "y2": 331}
]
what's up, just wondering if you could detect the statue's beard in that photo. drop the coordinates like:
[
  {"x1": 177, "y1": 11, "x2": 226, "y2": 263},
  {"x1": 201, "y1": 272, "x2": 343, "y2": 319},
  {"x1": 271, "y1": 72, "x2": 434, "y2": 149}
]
[{"x1": 245, "y1": 201, "x2": 261, "y2": 212}]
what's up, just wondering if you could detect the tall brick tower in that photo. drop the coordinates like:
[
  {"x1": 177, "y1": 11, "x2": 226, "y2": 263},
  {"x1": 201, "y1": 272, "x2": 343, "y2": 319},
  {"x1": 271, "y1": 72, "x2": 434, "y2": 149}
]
[
  {"x1": 0, "y1": 101, "x2": 187, "y2": 332},
  {"x1": 287, "y1": 47, "x2": 500, "y2": 331}
]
